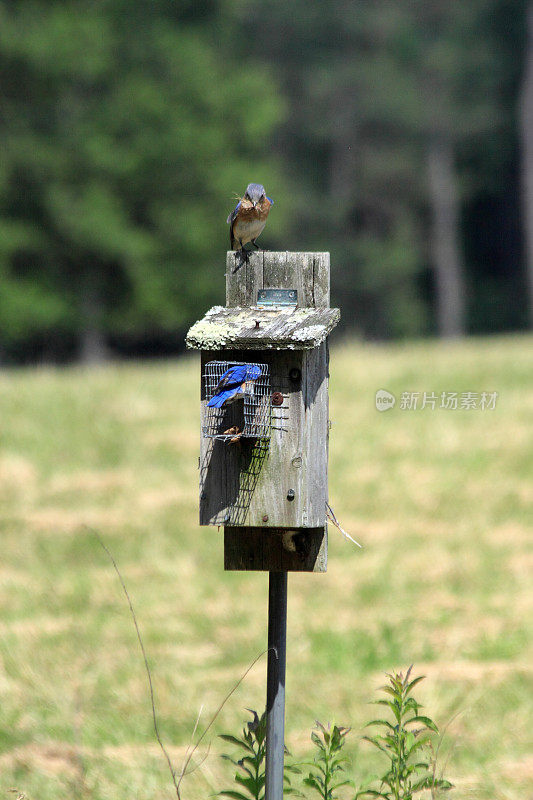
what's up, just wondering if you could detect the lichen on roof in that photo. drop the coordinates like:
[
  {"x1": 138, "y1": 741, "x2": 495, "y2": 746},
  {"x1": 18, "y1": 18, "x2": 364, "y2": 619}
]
[
  {"x1": 291, "y1": 324, "x2": 327, "y2": 342},
  {"x1": 186, "y1": 304, "x2": 340, "y2": 350},
  {"x1": 185, "y1": 306, "x2": 236, "y2": 350}
]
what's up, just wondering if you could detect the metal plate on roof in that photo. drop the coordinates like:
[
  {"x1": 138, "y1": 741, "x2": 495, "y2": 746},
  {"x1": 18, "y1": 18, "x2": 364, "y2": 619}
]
[{"x1": 257, "y1": 288, "x2": 297, "y2": 308}]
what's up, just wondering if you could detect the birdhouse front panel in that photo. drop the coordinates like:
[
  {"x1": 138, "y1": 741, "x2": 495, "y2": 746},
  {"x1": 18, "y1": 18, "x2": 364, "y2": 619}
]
[{"x1": 199, "y1": 345, "x2": 329, "y2": 529}]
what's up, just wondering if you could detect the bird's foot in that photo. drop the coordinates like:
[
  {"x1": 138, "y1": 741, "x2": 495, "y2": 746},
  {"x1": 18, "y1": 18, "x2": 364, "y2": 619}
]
[{"x1": 232, "y1": 247, "x2": 250, "y2": 273}]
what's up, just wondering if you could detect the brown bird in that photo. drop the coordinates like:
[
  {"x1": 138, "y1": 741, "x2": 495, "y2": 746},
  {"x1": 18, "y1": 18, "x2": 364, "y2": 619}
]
[
  {"x1": 222, "y1": 425, "x2": 242, "y2": 444},
  {"x1": 227, "y1": 183, "x2": 273, "y2": 254}
]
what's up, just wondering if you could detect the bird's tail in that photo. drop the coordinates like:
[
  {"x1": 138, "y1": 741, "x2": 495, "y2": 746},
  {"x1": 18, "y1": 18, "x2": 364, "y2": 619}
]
[{"x1": 207, "y1": 394, "x2": 228, "y2": 408}]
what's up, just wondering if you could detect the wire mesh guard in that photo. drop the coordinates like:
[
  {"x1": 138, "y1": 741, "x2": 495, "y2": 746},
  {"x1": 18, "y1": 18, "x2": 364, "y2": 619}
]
[{"x1": 202, "y1": 361, "x2": 271, "y2": 441}]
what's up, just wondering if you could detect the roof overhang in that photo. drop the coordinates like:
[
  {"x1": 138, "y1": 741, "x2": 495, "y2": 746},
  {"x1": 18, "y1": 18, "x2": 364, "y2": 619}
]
[{"x1": 186, "y1": 305, "x2": 341, "y2": 350}]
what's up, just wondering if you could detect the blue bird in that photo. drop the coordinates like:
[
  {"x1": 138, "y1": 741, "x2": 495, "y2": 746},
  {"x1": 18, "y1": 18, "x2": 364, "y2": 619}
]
[
  {"x1": 227, "y1": 183, "x2": 273, "y2": 256},
  {"x1": 207, "y1": 364, "x2": 262, "y2": 408}
]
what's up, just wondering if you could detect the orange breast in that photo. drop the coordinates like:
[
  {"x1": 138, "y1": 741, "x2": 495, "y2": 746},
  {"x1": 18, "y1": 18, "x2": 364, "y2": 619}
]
[
  {"x1": 238, "y1": 197, "x2": 271, "y2": 220},
  {"x1": 257, "y1": 197, "x2": 272, "y2": 215}
]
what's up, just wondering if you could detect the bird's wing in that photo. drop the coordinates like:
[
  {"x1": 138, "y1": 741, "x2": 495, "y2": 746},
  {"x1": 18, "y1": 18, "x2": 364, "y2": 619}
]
[
  {"x1": 207, "y1": 382, "x2": 245, "y2": 408},
  {"x1": 215, "y1": 365, "x2": 247, "y2": 393},
  {"x1": 207, "y1": 387, "x2": 236, "y2": 408},
  {"x1": 266, "y1": 196, "x2": 274, "y2": 204},
  {"x1": 227, "y1": 201, "x2": 241, "y2": 248},
  {"x1": 227, "y1": 201, "x2": 241, "y2": 226},
  {"x1": 218, "y1": 365, "x2": 235, "y2": 383}
]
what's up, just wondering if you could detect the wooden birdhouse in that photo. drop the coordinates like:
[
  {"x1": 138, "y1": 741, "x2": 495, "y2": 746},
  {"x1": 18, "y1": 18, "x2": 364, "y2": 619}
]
[{"x1": 186, "y1": 251, "x2": 340, "y2": 572}]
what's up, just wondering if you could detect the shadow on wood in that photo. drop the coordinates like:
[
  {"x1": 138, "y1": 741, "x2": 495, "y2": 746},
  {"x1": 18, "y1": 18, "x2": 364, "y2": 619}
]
[
  {"x1": 200, "y1": 436, "x2": 269, "y2": 525},
  {"x1": 224, "y1": 526, "x2": 327, "y2": 572}
]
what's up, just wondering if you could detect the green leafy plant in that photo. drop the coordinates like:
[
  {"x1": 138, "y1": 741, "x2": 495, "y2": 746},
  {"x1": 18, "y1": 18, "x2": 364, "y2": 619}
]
[
  {"x1": 356, "y1": 666, "x2": 452, "y2": 800},
  {"x1": 219, "y1": 709, "x2": 298, "y2": 800},
  {"x1": 218, "y1": 670, "x2": 452, "y2": 800},
  {"x1": 302, "y1": 721, "x2": 353, "y2": 799}
]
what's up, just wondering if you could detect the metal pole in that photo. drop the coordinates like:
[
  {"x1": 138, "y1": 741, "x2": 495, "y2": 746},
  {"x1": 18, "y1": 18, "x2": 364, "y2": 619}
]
[{"x1": 265, "y1": 570, "x2": 288, "y2": 800}]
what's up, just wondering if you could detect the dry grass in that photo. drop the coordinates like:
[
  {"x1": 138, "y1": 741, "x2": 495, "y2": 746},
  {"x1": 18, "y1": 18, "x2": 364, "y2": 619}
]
[{"x1": 0, "y1": 337, "x2": 531, "y2": 799}]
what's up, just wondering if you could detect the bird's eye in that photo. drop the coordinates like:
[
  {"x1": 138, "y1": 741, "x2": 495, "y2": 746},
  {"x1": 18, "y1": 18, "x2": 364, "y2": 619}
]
[{"x1": 244, "y1": 193, "x2": 250, "y2": 200}]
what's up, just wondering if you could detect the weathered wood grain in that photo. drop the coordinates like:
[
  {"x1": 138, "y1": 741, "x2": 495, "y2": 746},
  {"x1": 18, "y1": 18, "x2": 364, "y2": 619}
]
[
  {"x1": 225, "y1": 252, "x2": 329, "y2": 308},
  {"x1": 224, "y1": 526, "x2": 327, "y2": 572},
  {"x1": 186, "y1": 305, "x2": 340, "y2": 351},
  {"x1": 313, "y1": 252, "x2": 330, "y2": 307},
  {"x1": 226, "y1": 251, "x2": 264, "y2": 307}
]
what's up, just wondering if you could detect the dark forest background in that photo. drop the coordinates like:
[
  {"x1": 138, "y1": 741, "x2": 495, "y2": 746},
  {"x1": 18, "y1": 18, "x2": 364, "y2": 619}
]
[{"x1": 1, "y1": 0, "x2": 533, "y2": 364}]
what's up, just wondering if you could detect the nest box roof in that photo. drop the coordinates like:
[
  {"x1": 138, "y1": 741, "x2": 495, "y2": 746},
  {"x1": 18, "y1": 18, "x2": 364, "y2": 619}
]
[{"x1": 186, "y1": 305, "x2": 340, "y2": 350}]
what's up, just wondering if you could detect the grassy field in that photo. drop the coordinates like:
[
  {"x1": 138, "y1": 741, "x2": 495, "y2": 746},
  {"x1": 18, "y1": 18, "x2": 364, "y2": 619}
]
[{"x1": 0, "y1": 335, "x2": 531, "y2": 799}]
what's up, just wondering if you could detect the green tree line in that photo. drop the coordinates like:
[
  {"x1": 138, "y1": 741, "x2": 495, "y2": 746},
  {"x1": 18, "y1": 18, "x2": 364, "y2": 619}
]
[{"x1": 0, "y1": 0, "x2": 530, "y2": 362}]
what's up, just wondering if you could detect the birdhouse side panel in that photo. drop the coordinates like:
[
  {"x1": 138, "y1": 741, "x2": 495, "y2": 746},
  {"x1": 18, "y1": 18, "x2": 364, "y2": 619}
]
[{"x1": 302, "y1": 343, "x2": 329, "y2": 525}]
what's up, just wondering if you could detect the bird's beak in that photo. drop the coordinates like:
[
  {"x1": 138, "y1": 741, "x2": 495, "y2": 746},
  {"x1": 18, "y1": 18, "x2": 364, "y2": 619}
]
[{"x1": 252, "y1": 201, "x2": 257, "y2": 208}]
